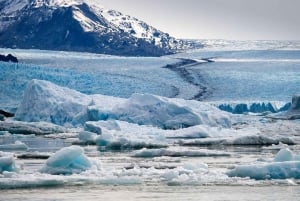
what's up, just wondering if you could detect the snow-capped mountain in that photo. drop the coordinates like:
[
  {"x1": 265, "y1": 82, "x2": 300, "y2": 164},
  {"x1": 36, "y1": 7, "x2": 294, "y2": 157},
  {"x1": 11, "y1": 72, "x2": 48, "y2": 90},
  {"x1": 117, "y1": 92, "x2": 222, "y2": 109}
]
[{"x1": 0, "y1": 0, "x2": 196, "y2": 56}]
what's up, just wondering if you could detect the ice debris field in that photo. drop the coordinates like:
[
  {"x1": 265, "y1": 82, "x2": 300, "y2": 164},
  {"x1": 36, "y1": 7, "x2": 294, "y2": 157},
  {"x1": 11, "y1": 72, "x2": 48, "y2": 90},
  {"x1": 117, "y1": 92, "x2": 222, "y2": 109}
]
[{"x1": 1, "y1": 45, "x2": 300, "y2": 189}]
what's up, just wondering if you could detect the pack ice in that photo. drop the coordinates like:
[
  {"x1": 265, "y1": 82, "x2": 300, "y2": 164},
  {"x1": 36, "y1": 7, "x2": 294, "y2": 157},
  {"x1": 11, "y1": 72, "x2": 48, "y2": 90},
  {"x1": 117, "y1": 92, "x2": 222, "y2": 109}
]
[{"x1": 15, "y1": 79, "x2": 231, "y2": 129}]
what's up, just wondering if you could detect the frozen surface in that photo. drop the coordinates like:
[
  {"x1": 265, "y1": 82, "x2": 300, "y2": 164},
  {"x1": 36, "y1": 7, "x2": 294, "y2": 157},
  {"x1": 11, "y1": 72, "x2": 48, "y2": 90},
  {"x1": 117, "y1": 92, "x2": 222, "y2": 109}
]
[{"x1": 40, "y1": 146, "x2": 92, "y2": 175}]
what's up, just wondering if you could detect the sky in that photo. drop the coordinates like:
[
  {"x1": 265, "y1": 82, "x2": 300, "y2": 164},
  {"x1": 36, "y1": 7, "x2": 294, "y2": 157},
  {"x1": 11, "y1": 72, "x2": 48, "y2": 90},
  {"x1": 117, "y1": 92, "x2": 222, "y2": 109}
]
[{"x1": 99, "y1": 0, "x2": 300, "y2": 40}]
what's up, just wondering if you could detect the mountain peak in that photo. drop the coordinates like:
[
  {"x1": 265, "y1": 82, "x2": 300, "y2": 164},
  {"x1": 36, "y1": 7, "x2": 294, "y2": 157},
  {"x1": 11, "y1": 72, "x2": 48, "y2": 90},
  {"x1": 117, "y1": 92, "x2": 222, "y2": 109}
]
[{"x1": 0, "y1": 0, "x2": 198, "y2": 56}]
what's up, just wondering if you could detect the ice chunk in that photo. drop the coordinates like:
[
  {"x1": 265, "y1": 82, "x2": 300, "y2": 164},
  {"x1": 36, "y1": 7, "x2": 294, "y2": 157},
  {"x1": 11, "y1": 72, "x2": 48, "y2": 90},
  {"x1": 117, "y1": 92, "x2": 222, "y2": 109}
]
[
  {"x1": 0, "y1": 141, "x2": 28, "y2": 151},
  {"x1": 40, "y1": 146, "x2": 92, "y2": 175},
  {"x1": 0, "y1": 156, "x2": 18, "y2": 173},
  {"x1": 227, "y1": 161, "x2": 300, "y2": 180},
  {"x1": 132, "y1": 147, "x2": 231, "y2": 158},
  {"x1": 0, "y1": 120, "x2": 66, "y2": 135},
  {"x1": 227, "y1": 148, "x2": 300, "y2": 180},
  {"x1": 180, "y1": 134, "x2": 295, "y2": 146},
  {"x1": 274, "y1": 148, "x2": 300, "y2": 162},
  {"x1": 111, "y1": 93, "x2": 201, "y2": 129},
  {"x1": 90, "y1": 120, "x2": 167, "y2": 150},
  {"x1": 79, "y1": 131, "x2": 98, "y2": 143}
]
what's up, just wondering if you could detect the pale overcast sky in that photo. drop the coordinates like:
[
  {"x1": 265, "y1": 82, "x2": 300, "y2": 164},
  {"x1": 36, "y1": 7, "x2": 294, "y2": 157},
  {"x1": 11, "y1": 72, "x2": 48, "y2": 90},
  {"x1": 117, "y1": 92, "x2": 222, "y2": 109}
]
[{"x1": 99, "y1": 0, "x2": 300, "y2": 40}]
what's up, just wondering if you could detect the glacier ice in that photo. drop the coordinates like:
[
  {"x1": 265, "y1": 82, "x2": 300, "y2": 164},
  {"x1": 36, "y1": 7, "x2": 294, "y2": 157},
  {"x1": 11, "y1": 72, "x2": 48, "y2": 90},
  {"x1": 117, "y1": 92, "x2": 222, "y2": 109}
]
[
  {"x1": 227, "y1": 148, "x2": 300, "y2": 180},
  {"x1": 271, "y1": 94, "x2": 300, "y2": 120},
  {"x1": 0, "y1": 156, "x2": 18, "y2": 173},
  {"x1": 40, "y1": 146, "x2": 92, "y2": 175},
  {"x1": 217, "y1": 101, "x2": 290, "y2": 114}
]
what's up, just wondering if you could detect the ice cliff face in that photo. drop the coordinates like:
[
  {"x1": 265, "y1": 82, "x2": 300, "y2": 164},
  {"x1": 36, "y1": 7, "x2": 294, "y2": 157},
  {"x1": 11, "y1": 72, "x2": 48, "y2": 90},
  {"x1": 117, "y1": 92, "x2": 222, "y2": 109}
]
[{"x1": 0, "y1": 0, "x2": 197, "y2": 56}]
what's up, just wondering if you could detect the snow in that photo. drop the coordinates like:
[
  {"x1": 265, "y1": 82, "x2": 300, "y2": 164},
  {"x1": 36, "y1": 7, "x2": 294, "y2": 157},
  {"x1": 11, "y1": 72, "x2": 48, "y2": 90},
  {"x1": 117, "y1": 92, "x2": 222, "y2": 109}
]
[
  {"x1": 227, "y1": 148, "x2": 300, "y2": 180},
  {"x1": 72, "y1": 8, "x2": 106, "y2": 32},
  {"x1": 0, "y1": 156, "x2": 18, "y2": 173},
  {"x1": 0, "y1": 0, "x2": 28, "y2": 15},
  {"x1": 40, "y1": 146, "x2": 92, "y2": 175}
]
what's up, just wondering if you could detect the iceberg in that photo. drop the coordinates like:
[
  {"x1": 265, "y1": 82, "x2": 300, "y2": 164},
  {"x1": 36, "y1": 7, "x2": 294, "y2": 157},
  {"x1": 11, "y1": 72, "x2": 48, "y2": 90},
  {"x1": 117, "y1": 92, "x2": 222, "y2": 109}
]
[
  {"x1": 15, "y1": 79, "x2": 93, "y2": 126},
  {"x1": 227, "y1": 148, "x2": 300, "y2": 180},
  {"x1": 86, "y1": 120, "x2": 168, "y2": 150},
  {"x1": 40, "y1": 146, "x2": 92, "y2": 175},
  {"x1": 15, "y1": 80, "x2": 231, "y2": 129},
  {"x1": 0, "y1": 156, "x2": 18, "y2": 173}
]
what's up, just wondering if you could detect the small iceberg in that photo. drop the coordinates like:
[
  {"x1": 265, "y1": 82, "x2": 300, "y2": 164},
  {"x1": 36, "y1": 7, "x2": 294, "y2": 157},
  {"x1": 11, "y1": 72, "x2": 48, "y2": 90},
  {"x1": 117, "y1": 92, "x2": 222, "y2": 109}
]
[
  {"x1": 0, "y1": 156, "x2": 18, "y2": 173},
  {"x1": 227, "y1": 148, "x2": 300, "y2": 180},
  {"x1": 0, "y1": 141, "x2": 28, "y2": 151},
  {"x1": 40, "y1": 146, "x2": 92, "y2": 175}
]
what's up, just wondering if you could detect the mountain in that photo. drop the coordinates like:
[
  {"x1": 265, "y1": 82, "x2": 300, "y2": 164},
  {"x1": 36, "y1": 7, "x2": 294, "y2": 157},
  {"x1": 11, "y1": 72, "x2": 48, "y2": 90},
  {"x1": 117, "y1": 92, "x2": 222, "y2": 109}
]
[{"x1": 0, "y1": 0, "x2": 198, "y2": 56}]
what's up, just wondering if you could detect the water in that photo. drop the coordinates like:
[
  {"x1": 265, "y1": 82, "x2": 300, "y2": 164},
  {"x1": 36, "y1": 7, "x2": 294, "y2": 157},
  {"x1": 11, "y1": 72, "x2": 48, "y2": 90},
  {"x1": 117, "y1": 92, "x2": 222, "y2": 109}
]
[{"x1": 2, "y1": 185, "x2": 300, "y2": 201}]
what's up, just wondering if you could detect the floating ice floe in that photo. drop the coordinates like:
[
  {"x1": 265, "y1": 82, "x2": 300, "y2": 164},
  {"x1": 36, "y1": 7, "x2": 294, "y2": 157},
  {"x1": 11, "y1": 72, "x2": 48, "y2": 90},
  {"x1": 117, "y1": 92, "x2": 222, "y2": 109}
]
[
  {"x1": 0, "y1": 141, "x2": 28, "y2": 151},
  {"x1": 0, "y1": 156, "x2": 19, "y2": 173},
  {"x1": 180, "y1": 134, "x2": 295, "y2": 146},
  {"x1": 227, "y1": 148, "x2": 300, "y2": 180},
  {"x1": 269, "y1": 94, "x2": 300, "y2": 120},
  {"x1": 92, "y1": 120, "x2": 168, "y2": 150},
  {"x1": 15, "y1": 79, "x2": 231, "y2": 129},
  {"x1": 0, "y1": 120, "x2": 66, "y2": 135},
  {"x1": 132, "y1": 147, "x2": 232, "y2": 158},
  {"x1": 40, "y1": 146, "x2": 92, "y2": 175}
]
